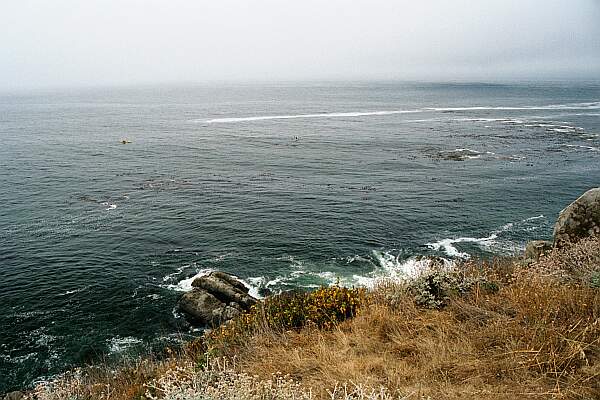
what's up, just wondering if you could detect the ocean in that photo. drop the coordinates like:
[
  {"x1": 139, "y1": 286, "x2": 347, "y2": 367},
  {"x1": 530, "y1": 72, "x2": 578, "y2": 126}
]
[{"x1": 0, "y1": 82, "x2": 599, "y2": 392}]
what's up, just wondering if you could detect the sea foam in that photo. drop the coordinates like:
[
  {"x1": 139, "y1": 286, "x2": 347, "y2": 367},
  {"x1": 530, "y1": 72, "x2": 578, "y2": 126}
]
[{"x1": 195, "y1": 101, "x2": 600, "y2": 124}]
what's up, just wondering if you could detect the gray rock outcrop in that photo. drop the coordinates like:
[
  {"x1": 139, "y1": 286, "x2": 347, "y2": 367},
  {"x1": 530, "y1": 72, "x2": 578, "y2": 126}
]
[
  {"x1": 524, "y1": 240, "x2": 552, "y2": 262},
  {"x1": 178, "y1": 271, "x2": 256, "y2": 327},
  {"x1": 437, "y1": 149, "x2": 481, "y2": 161},
  {"x1": 553, "y1": 188, "x2": 600, "y2": 247},
  {"x1": 192, "y1": 271, "x2": 257, "y2": 309}
]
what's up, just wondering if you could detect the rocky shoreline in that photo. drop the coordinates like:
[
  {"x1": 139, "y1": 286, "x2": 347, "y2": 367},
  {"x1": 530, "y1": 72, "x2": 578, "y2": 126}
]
[
  {"x1": 524, "y1": 187, "x2": 600, "y2": 262},
  {"x1": 4, "y1": 187, "x2": 600, "y2": 400},
  {"x1": 178, "y1": 271, "x2": 258, "y2": 326},
  {"x1": 174, "y1": 187, "x2": 600, "y2": 331}
]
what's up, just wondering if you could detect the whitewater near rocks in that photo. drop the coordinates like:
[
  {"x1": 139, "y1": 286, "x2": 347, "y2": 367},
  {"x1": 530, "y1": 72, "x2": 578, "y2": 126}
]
[{"x1": 1, "y1": 82, "x2": 599, "y2": 392}]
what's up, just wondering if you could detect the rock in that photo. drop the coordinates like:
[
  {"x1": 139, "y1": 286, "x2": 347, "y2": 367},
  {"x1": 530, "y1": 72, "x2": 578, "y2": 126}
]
[
  {"x1": 4, "y1": 392, "x2": 24, "y2": 400},
  {"x1": 553, "y1": 188, "x2": 600, "y2": 247},
  {"x1": 178, "y1": 289, "x2": 240, "y2": 326},
  {"x1": 178, "y1": 271, "x2": 257, "y2": 327},
  {"x1": 258, "y1": 286, "x2": 273, "y2": 297},
  {"x1": 437, "y1": 149, "x2": 481, "y2": 161},
  {"x1": 192, "y1": 272, "x2": 256, "y2": 310},
  {"x1": 210, "y1": 271, "x2": 249, "y2": 294},
  {"x1": 524, "y1": 240, "x2": 553, "y2": 261}
]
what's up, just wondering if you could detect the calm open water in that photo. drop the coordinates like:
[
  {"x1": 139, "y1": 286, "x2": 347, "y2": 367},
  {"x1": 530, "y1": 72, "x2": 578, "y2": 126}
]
[{"x1": 0, "y1": 82, "x2": 599, "y2": 391}]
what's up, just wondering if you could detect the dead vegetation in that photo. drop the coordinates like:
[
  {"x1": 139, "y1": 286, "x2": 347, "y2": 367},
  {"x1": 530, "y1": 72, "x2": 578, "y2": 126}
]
[{"x1": 25, "y1": 237, "x2": 600, "y2": 400}]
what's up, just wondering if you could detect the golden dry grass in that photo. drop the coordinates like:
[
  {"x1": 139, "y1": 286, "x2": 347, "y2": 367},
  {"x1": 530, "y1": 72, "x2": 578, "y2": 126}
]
[
  {"x1": 224, "y1": 240, "x2": 600, "y2": 399},
  {"x1": 25, "y1": 237, "x2": 600, "y2": 400}
]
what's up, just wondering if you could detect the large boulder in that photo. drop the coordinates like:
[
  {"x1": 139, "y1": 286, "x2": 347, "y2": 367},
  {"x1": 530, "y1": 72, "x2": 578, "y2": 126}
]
[
  {"x1": 178, "y1": 271, "x2": 256, "y2": 327},
  {"x1": 192, "y1": 271, "x2": 257, "y2": 309},
  {"x1": 554, "y1": 188, "x2": 600, "y2": 247},
  {"x1": 179, "y1": 289, "x2": 241, "y2": 326}
]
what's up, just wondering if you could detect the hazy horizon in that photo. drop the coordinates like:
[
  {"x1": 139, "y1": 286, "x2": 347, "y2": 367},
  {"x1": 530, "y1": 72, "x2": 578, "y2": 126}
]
[{"x1": 1, "y1": 0, "x2": 599, "y2": 91}]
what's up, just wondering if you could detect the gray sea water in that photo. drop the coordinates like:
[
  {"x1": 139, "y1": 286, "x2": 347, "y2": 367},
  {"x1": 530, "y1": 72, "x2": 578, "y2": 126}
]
[{"x1": 0, "y1": 82, "x2": 599, "y2": 392}]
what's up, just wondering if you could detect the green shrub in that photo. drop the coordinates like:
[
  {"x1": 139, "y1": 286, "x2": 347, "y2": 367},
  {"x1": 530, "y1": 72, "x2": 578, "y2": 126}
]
[
  {"x1": 205, "y1": 286, "x2": 364, "y2": 351},
  {"x1": 590, "y1": 271, "x2": 600, "y2": 288},
  {"x1": 409, "y1": 267, "x2": 498, "y2": 309}
]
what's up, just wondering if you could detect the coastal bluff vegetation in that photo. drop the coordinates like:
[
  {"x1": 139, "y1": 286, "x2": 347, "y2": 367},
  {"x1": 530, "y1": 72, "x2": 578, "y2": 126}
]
[{"x1": 6, "y1": 189, "x2": 600, "y2": 400}]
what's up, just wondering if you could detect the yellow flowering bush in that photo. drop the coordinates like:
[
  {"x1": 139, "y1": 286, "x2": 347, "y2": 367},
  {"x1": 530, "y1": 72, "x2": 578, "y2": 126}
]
[{"x1": 205, "y1": 286, "x2": 364, "y2": 351}]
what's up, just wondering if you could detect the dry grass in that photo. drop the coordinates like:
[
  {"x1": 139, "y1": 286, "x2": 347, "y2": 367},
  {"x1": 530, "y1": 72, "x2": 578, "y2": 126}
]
[
  {"x1": 223, "y1": 239, "x2": 600, "y2": 399},
  {"x1": 24, "y1": 237, "x2": 600, "y2": 400},
  {"x1": 25, "y1": 357, "x2": 179, "y2": 400}
]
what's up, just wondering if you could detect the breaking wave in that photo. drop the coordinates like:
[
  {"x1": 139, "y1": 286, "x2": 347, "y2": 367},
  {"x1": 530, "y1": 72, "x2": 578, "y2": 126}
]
[
  {"x1": 160, "y1": 215, "x2": 549, "y2": 299},
  {"x1": 563, "y1": 144, "x2": 600, "y2": 152},
  {"x1": 426, "y1": 215, "x2": 549, "y2": 258},
  {"x1": 161, "y1": 268, "x2": 213, "y2": 292},
  {"x1": 194, "y1": 101, "x2": 600, "y2": 124},
  {"x1": 199, "y1": 110, "x2": 422, "y2": 123},
  {"x1": 107, "y1": 336, "x2": 143, "y2": 354}
]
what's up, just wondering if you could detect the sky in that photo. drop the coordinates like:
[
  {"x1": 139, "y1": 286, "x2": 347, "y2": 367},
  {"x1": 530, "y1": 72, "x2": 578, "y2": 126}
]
[{"x1": 1, "y1": 0, "x2": 599, "y2": 90}]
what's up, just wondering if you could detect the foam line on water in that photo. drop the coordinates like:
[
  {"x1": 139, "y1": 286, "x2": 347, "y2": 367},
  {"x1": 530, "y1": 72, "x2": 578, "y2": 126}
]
[
  {"x1": 199, "y1": 110, "x2": 423, "y2": 123},
  {"x1": 426, "y1": 214, "x2": 549, "y2": 258},
  {"x1": 428, "y1": 101, "x2": 600, "y2": 111},
  {"x1": 195, "y1": 101, "x2": 600, "y2": 124},
  {"x1": 563, "y1": 144, "x2": 600, "y2": 152}
]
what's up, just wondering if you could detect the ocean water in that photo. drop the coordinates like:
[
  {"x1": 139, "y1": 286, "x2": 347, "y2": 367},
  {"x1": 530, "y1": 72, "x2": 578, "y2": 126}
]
[{"x1": 0, "y1": 82, "x2": 599, "y2": 391}]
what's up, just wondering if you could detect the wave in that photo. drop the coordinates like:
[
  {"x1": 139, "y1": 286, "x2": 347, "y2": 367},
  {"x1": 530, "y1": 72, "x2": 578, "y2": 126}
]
[
  {"x1": 426, "y1": 235, "x2": 498, "y2": 258},
  {"x1": 426, "y1": 215, "x2": 549, "y2": 258},
  {"x1": 455, "y1": 117, "x2": 588, "y2": 136},
  {"x1": 161, "y1": 268, "x2": 213, "y2": 292},
  {"x1": 428, "y1": 102, "x2": 600, "y2": 112},
  {"x1": 160, "y1": 216, "x2": 548, "y2": 297},
  {"x1": 195, "y1": 101, "x2": 600, "y2": 124},
  {"x1": 57, "y1": 286, "x2": 89, "y2": 296},
  {"x1": 199, "y1": 110, "x2": 422, "y2": 124},
  {"x1": 161, "y1": 266, "x2": 262, "y2": 298},
  {"x1": 107, "y1": 336, "x2": 143, "y2": 354},
  {"x1": 563, "y1": 144, "x2": 600, "y2": 152},
  {"x1": 355, "y1": 251, "x2": 454, "y2": 287},
  {"x1": 100, "y1": 202, "x2": 117, "y2": 211},
  {"x1": 524, "y1": 214, "x2": 545, "y2": 222},
  {"x1": 240, "y1": 251, "x2": 454, "y2": 293}
]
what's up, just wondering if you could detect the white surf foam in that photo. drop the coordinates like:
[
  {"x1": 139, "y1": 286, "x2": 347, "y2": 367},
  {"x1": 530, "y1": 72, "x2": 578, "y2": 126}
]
[
  {"x1": 239, "y1": 277, "x2": 263, "y2": 299},
  {"x1": 108, "y1": 337, "x2": 143, "y2": 353},
  {"x1": 426, "y1": 234, "x2": 498, "y2": 258},
  {"x1": 429, "y1": 102, "x2": 600, "y2": 112},
  {"x1": 100, "y1": 202, "x2": 117, "y2": 210},
  {"x1": 192, "y1": 101, "x2": 600, "y2": 124},
  {"x1": 162, "y1": 266, "x2": 264, "y2": 299},
  {"x1": 426, "y1": 214, "x2": 549, "y2": 258},
  {"x1": 254, "y1": 251, "x2": 455, "y2": 291},
  {"x1": 374, "y1": 251, "x2": 452, "y2": 278},
  {"x1": 58, "y1": 286, "x2": 89, "y2": 296},
  {"x1": 199, "y1": 109, "x2": 423, "y2": 124},
  {"x1": 162, "y1": 264, "x2": 190, "y2": 283},
  {"x1": 162, "y1": 268, "x2": 213, "y2": 292},
  {"x1": 524, "y1": 214, "x2": 545, "y2": 221},
  {"x1": 563, "y1": 144, "x2": 600, "y2": 152}
]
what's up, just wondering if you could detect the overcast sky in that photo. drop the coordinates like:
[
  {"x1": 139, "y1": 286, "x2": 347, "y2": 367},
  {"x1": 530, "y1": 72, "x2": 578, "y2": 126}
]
[{"x1": 1, "y1": 0, "x2": 599, "y2": 90}]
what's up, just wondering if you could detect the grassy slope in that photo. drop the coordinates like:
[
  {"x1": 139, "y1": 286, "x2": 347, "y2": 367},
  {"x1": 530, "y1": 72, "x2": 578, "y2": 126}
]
[{"x1": 27, "y1": 237, "x2": 600, "y2": 400}]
